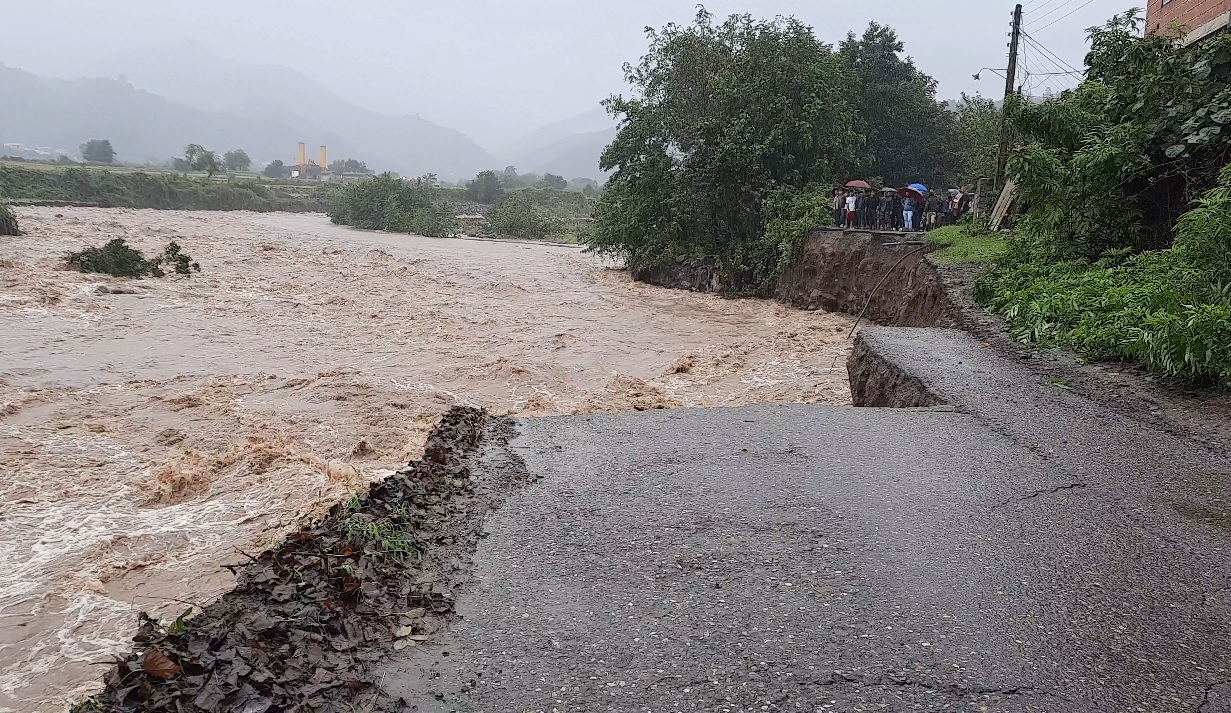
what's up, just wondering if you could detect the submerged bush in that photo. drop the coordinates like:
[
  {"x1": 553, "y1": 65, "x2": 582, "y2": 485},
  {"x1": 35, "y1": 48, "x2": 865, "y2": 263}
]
[
  {"x1": 0, "y1": 201, "x2": 18, "y2": 236},
  {"x1": 328, "y1": 174, "x2": 456, "y2": 237},
  {"x1": 487, "y1": 193, "x2": 569, "y2": 241},
  {"x1": 66, "y1": 238, "x2": 201, "y2": 278}
]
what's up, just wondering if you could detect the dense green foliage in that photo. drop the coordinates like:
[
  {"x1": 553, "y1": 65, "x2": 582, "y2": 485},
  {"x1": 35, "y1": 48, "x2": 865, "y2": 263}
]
[
  {"x1": 329, "y1": 158, "x2": 371, "y2": 174},
  {"x1": 586, "y1": 9, "x2": 864, "y2": 294},
  {"x1": 182, "y1": 144, "x2": 222, "y2": 176},
  {"x1": 264, "y1": 160, "x2": 288, "y2": 179},
  {"x1": 839, "y1": 23, "x2": 960, "y2": 187},
  {"x1": 487, "y1": 193, "x2": 570, "y2": 241},
  {"x1": 952, "y1": 95, "x2": 1002, "y2": 187},
  {"x1": 977, "y1": 10, "x2": 1231, "y2": 384},
  {"x1": 0, "y1": 165, "x2": 328, "y2": 211},
  {"x1": 80, "y1": 139, "x2": 116, "y2": 164},
  {"x1": 223, "y1": 149, "x2": 252, "y2": 172},
  {"x1": 67, "y1": 238, "x2": 201, "y2": 278},
  {"x1": 584, "y1": 8, "x2": 996, "y2": 293},
  {"x1": 1004, "y1": 12, "x2": 1231, "y2": 261},
  {"x1": 464, "y1": 170, "x2": 506, "y2": 203},
  {"x1": 328, "y1": 174, "x2": 456, "y2": 237},
  {"x1": 0, "y1": 201, "x2": 18, "y2": 236},
  {"x1": 543, "y1": 173, "x2": 568, "y2": 189}
]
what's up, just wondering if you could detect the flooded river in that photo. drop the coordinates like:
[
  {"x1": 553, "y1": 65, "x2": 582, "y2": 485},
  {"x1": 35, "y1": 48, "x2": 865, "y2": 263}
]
[{"x1": 0, "y1": 208, "x2": 856, "y2": 711}]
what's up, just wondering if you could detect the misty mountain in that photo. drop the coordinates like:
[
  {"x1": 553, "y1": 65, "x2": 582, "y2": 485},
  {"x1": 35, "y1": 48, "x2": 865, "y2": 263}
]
[
  {"x1": 91, "y1": 42, "x2": 495, "y2": 178},
  {"x1": 0, "y1": 63, "x2": 362, "y2": 165},
  {"x1": 503, "y1": 109, "x2": 617, "y2": 181},
  {"x1": 512, "y1": 128, "x2": 617, "y2": 181}
]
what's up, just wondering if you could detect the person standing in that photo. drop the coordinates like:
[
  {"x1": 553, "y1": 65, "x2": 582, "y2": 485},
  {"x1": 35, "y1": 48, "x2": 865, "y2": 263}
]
[
  {"x1": 902, "y1": 193, "x2": 917, "y2": 231},
  {"x1": 845, "y1": 191, "x2": 858, "y2": 229},
  {"x1": 924, "y1": 192, "x2": 941, "y2": 231},
  {"x1": 833, "y1": 188, "x2": 846, "y2": 227},
  {"x1": 865, "y1": 191, "x2": 880, "y2": 230}
]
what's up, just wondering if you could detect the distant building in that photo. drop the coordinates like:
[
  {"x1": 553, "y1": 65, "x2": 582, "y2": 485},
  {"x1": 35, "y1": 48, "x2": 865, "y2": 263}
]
[{"x1": 1148, "y1": 0, "x2": 1231, "y2": 44}]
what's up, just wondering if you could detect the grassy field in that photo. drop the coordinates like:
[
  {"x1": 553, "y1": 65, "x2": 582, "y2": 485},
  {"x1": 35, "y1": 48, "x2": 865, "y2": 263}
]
[
  {"x1": 926, "y1": 225, "x2": 1007, "y2": 265},
  {"x1": 0, "y1": 163, "x2": 330, "y2": 212}
]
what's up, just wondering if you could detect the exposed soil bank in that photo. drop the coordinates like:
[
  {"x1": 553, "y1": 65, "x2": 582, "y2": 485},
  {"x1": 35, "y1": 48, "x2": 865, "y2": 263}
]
[
  {"x1": 847, "y1": 335, "x2": 945, "y2": 408},
  {"x1": 87, "y1": 406, "x2": 520, "y2": 712},
  {"x1": 633, "y1": 229, "x2": 958, "y2": 327}
]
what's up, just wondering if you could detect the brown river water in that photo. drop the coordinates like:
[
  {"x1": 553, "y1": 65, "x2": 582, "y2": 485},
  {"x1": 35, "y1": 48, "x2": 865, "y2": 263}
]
[{"x1": 0, "y1": 208, "x2": 856, "y2": 711}]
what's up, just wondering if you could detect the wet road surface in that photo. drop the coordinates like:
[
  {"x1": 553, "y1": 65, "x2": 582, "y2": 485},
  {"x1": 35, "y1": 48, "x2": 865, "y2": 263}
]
[{"x1": 397, "y1": 330, "x2": 1231, "y2": 711}]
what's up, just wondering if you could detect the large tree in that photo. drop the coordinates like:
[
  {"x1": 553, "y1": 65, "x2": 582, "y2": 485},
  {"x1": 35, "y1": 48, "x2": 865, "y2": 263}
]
[
  {"x1": 586, "y1": 8, "x2": 862, "y2": 292},
  {"x1": 80, "y1": 139, "x2": 116, "y2": 164},
  {"x1": 465, "y1": 170, "x2": 506, "y2": 203},
  {"x1": 223, "y1": 149, "x2": 251, "y2": 172},
  {"x1": 183, "y1": 144, "x2": 222, "y2": 177},
  {"x1": 839, "y1": 22, "x2": 958, "y2": 187}
]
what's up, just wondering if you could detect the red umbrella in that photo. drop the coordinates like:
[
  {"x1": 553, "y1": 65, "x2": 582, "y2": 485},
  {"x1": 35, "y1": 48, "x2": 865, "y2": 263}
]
[{"x1": 845, "y1": 180, "x2": 871, "y2": 189}]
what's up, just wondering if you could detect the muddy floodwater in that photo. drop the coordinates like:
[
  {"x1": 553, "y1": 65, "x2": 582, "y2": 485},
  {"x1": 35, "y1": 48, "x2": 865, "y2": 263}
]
[{"x1": 0, "y1": 208, "x2": 856, "y2": 711}]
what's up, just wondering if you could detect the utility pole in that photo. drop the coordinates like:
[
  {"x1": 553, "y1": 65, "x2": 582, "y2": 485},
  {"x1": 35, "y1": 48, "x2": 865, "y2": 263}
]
[{"x1": 995, "y1": 3, "x2": 1023, "y2": 191}]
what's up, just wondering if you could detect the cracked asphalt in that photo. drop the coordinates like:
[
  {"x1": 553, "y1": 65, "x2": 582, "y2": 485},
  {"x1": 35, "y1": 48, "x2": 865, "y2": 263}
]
[{"x1": 391, "y1": 327, "x2": 1231, "y2": 712}]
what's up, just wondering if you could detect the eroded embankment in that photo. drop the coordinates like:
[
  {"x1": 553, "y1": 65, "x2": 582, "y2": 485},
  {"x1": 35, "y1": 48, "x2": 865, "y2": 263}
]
[
  {"x1": 86, "y1": 406, "x2": 515, "y2": 712},
  {"x1": 634, "y1": 229, "x2": 959, "y2": 327},
  {"x1": 846, "y1": 334, "x2": 946, "y2": 408}
]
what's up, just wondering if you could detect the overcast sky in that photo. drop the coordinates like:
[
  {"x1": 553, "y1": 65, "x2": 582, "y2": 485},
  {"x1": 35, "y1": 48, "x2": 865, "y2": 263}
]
[{"x1": 2, "y1": 0, "x2": 1132, "y2": 149}]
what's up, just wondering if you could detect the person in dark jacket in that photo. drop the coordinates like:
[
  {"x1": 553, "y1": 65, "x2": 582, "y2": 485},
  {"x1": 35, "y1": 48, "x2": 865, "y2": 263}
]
[
  {"x1": 834, "y1": 188, "x2": 846, "y2": 227},
  {"x1": 924, "y1": 193, "x2": 942, "y2": 231},
  {"x1": 864, "y1": 191, "x2": 880, "y2": 230}
]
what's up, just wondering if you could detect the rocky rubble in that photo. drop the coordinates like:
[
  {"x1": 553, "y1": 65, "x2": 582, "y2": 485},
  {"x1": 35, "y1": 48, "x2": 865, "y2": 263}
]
[{"x1": 86, "y1": 406, "x2": 518, "y2": 712}]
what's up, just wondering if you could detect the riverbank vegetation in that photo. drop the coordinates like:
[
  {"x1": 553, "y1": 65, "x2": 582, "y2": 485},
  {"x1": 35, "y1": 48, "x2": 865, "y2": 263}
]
[
  {"x1": 67, "y1": 238, "x2": 201, "y2": 278},
  {"x1": 976, "y1": 12, "x2": 1231, "y2": 384},
  {"x1": 0, "y1": 201, "x2": 19, "y2": 236},
  {"x1": 583, "y1": 9, "x2": 995, "y2": 295},
  {"x1": 0, "y1": 164, "x2": 330, "y2": 212},
  {"x1": 328, "y1": 174, "x2": 457, "y2": 237}
]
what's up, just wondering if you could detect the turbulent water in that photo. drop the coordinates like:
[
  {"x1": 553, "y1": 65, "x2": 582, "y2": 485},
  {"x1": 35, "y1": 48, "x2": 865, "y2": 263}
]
[{"x1": 0, "y1": 208, "x2": 857, "y2": 711}]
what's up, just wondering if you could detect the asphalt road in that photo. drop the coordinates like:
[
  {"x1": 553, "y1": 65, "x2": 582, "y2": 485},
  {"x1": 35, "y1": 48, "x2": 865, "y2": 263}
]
[{"x1": 387, "y1": 327, "x2": 1231, "y2": 712}]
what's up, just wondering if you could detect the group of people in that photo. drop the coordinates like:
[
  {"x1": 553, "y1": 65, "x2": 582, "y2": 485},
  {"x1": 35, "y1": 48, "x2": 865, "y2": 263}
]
[{"x1": 833, "y1": 185, "x2": 973, "y2": 232}]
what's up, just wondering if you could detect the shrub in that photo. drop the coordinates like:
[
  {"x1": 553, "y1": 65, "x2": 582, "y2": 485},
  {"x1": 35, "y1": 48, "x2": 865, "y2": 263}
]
[
  {"x1": 487, "y1": 193, "x2": 569, "y2": 241},
  {"x1": 0, "y1": 165, "x2": 328, "y2": 212},
  {"x1": 975, "y1": 165, "x2": 1231, "y2": 384},
  {"x1": 0, "y1": 201, "x2": 18, "y2": 236},
  {"x1": 66, "y1": 239, "x2": 201, "y2": 278},
  {"x1": 328, "y1": 174, "x2": 456, "y2": 237}
]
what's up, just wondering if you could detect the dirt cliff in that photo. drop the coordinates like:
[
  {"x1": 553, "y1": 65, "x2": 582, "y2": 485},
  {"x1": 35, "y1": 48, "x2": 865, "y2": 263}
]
[{"x1": 632, "y1": 229, "x2": 958, "y2": 327}]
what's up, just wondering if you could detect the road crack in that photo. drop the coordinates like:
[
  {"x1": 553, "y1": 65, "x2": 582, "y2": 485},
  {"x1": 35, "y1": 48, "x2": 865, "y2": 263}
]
[{"x1": 993, "y1": 482, "x2": 1088, "y2": 511}]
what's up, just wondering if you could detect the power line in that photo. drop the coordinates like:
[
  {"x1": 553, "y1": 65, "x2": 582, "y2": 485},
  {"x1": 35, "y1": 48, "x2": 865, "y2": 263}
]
[
  {"x1": 1024, "y1": 0, "x2": 1067, "y2": 16},
  {"x1": 1021, "y1": 32, "x2": 1084, "y2": 73},
  {"x1": 1028, "y1": 0, "x2": 1081, "y2": 27},
  {"x1": 1021, "y1": 32, "x2": 1085, "y2": 75},
  {"x1": 1035, "y1": 0, "x2": 1098, "y2": 32}
]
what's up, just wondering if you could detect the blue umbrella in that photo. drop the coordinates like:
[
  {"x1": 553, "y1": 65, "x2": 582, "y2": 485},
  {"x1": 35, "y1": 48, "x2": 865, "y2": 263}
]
[{"x1": 908, "y1": 182, "x2": 929, "y2": 193}]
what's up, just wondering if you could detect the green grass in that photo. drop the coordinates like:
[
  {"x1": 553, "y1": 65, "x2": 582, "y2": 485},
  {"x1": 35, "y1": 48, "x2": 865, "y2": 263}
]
[
  {"x1": 926, "y1": 224, "x2": 1006, "y2": 265},
  {"x1": 0, "y1": 164, "x2": 332, "y2": 212}
]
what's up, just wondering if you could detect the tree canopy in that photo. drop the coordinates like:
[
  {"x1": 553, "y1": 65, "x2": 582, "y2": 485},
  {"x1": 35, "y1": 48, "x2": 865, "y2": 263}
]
[
  {"x1": 81, "y1": 139, "x2": 116, "y2": 164},
  {"x1": 329, "y1": 158, "x2": 371, "y2": 174},
  {"x1": 223, "y1": 149, "x2": 251, "y2": 172},
  {"x1": 585, "y1": 8, "x2": 864, "y2": 293},
  {"x1": 838, "y1": 23, "x2": 959, "y2": 187},
  {"x1": 263, "y1": 160, "x2": 288, "y2": 178},
  {"x1": 465, "y1": 170, "x2": 505, "y2": 203}
]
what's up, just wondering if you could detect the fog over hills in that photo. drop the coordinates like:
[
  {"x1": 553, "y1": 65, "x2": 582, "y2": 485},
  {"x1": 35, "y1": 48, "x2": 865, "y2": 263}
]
[{"x1": 1, "y1": 41, "x2": 616, "y2": 182}]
